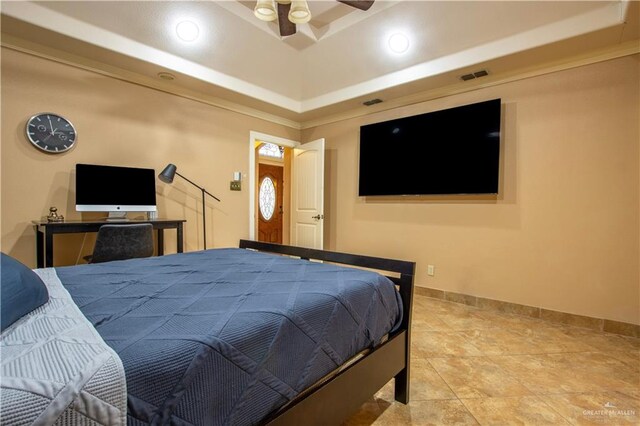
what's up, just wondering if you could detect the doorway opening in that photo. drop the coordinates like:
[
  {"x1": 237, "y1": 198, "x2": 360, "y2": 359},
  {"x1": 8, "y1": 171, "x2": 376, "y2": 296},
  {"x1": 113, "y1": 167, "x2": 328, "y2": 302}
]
[
  {"x1": 256, "y1": 142, "x2": 291, "y2": 244},
  {"x1": 248, "y1": 131, "x2": 325, "y2": 249}
]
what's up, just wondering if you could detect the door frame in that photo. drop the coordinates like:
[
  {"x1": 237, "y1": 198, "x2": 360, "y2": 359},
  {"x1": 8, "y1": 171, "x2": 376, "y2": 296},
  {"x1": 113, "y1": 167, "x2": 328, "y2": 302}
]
[{"x1": 249, "y1": 131, "x2": 300, "y2": 240}]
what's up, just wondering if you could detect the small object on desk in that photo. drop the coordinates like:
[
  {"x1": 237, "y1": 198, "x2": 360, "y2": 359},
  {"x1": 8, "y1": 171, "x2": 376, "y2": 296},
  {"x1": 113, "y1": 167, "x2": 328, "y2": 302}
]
[{"x1": 46, "y1": 207, "x2": 64, "y2": 223}]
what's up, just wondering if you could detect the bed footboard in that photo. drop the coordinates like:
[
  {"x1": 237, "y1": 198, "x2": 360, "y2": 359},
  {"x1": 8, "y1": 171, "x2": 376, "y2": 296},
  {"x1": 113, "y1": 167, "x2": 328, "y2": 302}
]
[{"x1": 238, "y1": 240, "x2": 415, "y2": 424}]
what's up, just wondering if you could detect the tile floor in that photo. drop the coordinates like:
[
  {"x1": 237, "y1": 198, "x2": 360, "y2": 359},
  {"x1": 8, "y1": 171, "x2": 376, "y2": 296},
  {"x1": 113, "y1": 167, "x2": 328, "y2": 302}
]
[{"x1": 344, "y1": 294, "x2": 640, "y2": 425}]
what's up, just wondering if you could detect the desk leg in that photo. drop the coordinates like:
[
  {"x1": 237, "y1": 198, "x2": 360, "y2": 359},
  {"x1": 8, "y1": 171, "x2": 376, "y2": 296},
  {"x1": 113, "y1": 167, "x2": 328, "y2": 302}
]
[
  {"x1": 45, "y1": 232, "x2": 53, "y2": 268},
  {"x1": 36, "y1": 228, "x2": 44, "y2": 268},
  {"x1": 157, "y1": 230, "x2": 164, "y2": 256},
  {"x1": 177, "y1": 223, "x2": 184, "y2": 253}
]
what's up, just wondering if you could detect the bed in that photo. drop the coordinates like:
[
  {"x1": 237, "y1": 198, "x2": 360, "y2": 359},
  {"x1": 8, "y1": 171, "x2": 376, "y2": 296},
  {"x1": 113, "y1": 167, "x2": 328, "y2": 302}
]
[{"x1": 1, "y1": 240, "x2": 415, "y2": 425}]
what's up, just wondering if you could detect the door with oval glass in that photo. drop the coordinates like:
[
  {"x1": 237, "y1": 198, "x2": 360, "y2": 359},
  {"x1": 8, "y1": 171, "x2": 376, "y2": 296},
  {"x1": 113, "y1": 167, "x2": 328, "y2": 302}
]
[{"x1": 258, "y1": 164, "x2": 284, "y2": 243}]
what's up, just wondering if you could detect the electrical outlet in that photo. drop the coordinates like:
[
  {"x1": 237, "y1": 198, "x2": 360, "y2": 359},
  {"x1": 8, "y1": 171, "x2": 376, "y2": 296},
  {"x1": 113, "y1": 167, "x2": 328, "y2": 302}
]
[
  {"x1": 230, "y1": 181, "x2": 242, "y2": 191},
  {"x1": 427, "y1": 265, "x2": 435, "y2": 276}
]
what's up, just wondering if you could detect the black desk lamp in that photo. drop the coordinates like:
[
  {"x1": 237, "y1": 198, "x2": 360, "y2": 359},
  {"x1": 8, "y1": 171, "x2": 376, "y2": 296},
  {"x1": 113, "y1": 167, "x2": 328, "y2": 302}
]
[{"x1": 158, "y1": 164, "x2": 220, "y2": 250}]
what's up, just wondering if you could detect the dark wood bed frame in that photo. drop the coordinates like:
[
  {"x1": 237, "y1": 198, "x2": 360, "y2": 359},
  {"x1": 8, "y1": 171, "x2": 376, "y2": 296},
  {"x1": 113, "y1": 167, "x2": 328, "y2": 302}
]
[{"x1": 238, "y1": 240, "x2": 415, "y2": 425}]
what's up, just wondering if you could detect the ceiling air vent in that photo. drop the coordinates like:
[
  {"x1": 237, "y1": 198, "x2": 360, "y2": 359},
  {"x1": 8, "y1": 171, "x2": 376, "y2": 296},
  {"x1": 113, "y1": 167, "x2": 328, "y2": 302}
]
[
  {"x1": 363, "y1": 98, "x2": 383, "y2": 106},
  {"x1": 157, "y1": 72, "x2": 176, "y2": 81},
  {"x1": 460, "y1": 69, "x2": 489, "y2": 82}
]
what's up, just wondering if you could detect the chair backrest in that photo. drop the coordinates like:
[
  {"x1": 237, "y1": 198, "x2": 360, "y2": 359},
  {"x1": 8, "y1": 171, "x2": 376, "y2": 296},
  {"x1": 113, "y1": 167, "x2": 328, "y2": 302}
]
[{"x1": 90, "y1": 224, "x2": 154, "y2": 264}]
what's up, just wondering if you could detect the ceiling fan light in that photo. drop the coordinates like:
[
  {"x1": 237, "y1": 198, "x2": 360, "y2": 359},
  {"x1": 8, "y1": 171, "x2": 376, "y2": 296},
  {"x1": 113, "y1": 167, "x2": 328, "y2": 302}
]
[
  {"x1": 254, "y1": 0, "x2": 277, "y2": 21},
  {"x1": 288, "y1": 0, "x2": 311, "y2": 24}
]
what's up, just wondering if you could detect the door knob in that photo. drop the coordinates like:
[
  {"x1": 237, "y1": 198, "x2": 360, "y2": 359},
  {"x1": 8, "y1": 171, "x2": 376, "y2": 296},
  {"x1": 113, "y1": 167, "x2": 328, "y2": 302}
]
[{"x1": 312, "y1": 214, "x2": 324, "y2": 220}]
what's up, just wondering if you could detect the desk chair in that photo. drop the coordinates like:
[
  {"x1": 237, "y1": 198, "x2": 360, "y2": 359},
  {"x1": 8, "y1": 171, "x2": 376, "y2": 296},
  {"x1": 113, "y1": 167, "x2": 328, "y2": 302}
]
[{"x1": 85, "y1": 224, "x2": 154, "y2": 264}]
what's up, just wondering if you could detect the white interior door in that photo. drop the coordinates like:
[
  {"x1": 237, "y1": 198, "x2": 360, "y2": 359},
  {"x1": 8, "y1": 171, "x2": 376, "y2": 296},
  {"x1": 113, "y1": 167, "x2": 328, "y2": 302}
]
[{"x1": 291, "y1": 138, "x2": 325, "y2": 249}]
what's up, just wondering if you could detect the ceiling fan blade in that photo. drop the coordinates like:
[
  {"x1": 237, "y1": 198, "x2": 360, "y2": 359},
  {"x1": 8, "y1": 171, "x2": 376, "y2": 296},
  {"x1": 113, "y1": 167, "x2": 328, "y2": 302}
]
[
  {"x1": 277, "y1": 2, "x2": 296, "y2": 37},
  {"x1": 337, "y1": 0, "x2": 375, "y2": 11}
]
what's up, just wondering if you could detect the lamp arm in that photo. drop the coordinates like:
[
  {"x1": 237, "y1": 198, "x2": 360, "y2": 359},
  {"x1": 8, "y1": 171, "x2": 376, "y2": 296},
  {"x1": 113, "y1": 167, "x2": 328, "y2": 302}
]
[{"x1": 175, "y1": 172, "x2": 221, "y2": 202}]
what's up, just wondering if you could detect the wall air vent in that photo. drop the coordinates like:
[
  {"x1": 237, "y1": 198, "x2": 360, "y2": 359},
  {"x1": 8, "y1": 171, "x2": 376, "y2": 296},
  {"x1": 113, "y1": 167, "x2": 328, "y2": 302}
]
[
  {"x1": 460, "y1": 69, "x2": 489, "y2": 82},
  {"x1": 363, "y1": 98, "x2": 383, "y2": 106}
]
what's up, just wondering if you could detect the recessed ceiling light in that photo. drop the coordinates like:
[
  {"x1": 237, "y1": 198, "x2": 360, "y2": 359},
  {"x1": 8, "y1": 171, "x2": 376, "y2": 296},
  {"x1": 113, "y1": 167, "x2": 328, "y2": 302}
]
[
  {"x1": 388, "y1": 33, "x2": 410, "y2": 54},
  {"x1": 175, "y1": 20, "x2": 199, "y2": 42}
]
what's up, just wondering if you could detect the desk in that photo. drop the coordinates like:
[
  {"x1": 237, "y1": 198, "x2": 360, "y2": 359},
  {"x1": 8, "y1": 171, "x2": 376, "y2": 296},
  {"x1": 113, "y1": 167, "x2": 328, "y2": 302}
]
[{"x1": 33, "y1": 219, "x2": 186, "y2": 268}]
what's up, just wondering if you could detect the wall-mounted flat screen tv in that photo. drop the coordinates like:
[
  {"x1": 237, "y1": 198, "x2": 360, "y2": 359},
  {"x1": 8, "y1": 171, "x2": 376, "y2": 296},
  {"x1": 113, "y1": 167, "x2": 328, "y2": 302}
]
[
  {"x1": 76, "y1": 163, "x2": 157, "y2": 213},
  {"x1": 358, "y1": 99, "x2": 501, "y2": 196}
]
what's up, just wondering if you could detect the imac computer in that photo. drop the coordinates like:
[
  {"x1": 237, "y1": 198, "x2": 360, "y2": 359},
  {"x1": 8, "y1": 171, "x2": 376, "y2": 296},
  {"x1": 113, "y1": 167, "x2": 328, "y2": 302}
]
[{"x1": 76, "y1": 163, "x2": 157, "y2": 221}]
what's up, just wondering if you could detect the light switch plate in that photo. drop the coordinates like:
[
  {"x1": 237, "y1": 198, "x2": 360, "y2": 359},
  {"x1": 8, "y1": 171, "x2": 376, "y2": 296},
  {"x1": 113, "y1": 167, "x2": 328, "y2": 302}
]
[{"x1": 230, "y1": 181, "x2": 242, "y2": 191}]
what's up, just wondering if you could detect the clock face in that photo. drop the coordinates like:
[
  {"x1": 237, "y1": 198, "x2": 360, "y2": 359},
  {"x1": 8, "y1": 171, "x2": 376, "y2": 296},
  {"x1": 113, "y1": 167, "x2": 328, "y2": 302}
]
[{"x1": 25, "y1": 113, "x2": 77, "y2": 154}]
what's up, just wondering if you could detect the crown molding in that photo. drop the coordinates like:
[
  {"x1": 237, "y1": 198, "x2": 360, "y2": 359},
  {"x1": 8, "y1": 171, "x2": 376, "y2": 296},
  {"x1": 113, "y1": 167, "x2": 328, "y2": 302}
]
[
  {"x1": 0, "y1": 1, "x2": 303, "y2": 112},
  {"x1": 300, "y1": 1, "x2": 626, "y2": 112},
  {"x1": 2, "y1": 33, "x2": 637, "y2": 133},
  {"x1": 2, "y1": 0, "x2": 630, "y2": 116},
  {"x1": 299, "y1": 40, "x2": 640, "y2": 130},
  {"x1": 0, "y1": 36, "x2": 302, "y2": 130}
]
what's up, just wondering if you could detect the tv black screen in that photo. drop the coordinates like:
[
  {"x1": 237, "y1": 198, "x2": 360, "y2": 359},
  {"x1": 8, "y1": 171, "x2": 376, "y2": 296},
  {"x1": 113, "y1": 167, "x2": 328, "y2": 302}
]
[
  {"x1": 76, "y1": 164, "x2": 157, "y2": 211},
  {"x1": 359, "y1": 99, "x2": 501, "y2": 196}
]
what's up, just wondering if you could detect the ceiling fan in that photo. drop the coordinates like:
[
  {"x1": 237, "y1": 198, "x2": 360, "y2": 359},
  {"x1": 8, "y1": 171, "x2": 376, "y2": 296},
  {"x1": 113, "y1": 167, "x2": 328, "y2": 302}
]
[{"x1": 254, "y1": 0, "x2": 375, "y2": 37}]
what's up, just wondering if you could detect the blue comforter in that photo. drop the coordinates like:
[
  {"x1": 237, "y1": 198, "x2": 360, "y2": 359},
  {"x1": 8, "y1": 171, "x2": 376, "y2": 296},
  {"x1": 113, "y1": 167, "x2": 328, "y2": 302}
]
[{"x1": 57, "y1": 248, "x2": 402, "y2": 425}]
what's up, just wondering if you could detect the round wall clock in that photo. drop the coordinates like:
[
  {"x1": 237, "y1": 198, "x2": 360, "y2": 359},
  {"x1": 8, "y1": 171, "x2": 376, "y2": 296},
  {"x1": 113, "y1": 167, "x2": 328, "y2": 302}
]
[{"x1": 25, "y1": 113, "x2": 77, "y2": 154}]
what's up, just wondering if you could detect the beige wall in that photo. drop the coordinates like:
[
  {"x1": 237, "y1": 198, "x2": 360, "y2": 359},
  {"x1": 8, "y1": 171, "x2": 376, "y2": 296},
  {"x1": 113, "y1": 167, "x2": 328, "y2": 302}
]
[
  {"x1": 302, "y1": 55, "x2": 640, "y2": 325},
  {"x1": 1, "y1": 48, "x2": 300, "y2": 267}
]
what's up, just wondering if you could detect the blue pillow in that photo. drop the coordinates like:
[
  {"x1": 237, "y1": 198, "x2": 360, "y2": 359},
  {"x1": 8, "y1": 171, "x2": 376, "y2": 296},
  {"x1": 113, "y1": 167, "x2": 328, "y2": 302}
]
[{"x1": 1, "y1": 253, "x2": 49, "y2": 332}]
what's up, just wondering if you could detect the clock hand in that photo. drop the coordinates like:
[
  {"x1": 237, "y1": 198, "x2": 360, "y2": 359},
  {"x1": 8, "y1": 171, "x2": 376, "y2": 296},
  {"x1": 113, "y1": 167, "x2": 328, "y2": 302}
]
[{"x1": 47, "y1": 116, "x2": 54, "y2": 135}]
